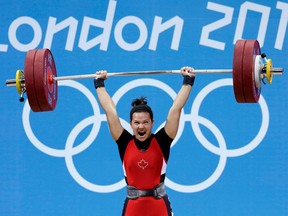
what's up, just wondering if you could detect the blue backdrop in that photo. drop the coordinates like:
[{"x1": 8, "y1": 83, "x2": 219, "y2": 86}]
[{"x1": 1, "y1": 0, "x2": 287, "y2": 215}]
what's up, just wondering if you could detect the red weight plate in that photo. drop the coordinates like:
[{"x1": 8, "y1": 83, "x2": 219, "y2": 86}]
[
  {"x1": 242, "y1": 40, "x2": 261, "y2": 103},
  {"x1": 34, "y1": 49, "x2": 58, "y2": 111},
  {"x1": 25, "y1": 49, "x2": 41, "y2": 112},
  {"x1": 233, "y1": 40, "x2": 246, "y2": 103}
]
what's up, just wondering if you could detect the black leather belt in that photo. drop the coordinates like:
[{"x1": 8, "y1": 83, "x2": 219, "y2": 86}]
[{"x1": 126, "y1": 183, "x2": 166, "y2": 199}]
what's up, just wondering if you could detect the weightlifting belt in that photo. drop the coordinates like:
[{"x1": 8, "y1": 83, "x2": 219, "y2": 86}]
[{"x1": 126, "y1": 183, "x2": 166, "y2": 199}]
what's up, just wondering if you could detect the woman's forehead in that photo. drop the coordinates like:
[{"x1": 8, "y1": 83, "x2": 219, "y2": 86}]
[{"x1": 132, "y1": 112, "x2": 151, "y2": 120}]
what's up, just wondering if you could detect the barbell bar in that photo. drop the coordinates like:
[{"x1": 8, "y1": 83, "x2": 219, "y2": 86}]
[
  {"x1": 53, "y1": 69, "x2": 232, "y2": 81},
  {"x1": 5, "y1": 39, "x2": 284, "y2": 112}
]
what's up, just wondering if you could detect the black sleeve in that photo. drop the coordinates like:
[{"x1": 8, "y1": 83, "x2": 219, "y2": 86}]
[
  {"x1": 116, "y1": 129, "x2": 133, "y2": 162},
  {"x1": 155, "y1": 128, "x2": 173, "y2": 162}
]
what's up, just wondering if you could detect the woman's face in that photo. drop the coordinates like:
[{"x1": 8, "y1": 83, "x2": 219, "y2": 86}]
[{"x1": 130, "y1": 111, "x2": 154, "y2": 142}]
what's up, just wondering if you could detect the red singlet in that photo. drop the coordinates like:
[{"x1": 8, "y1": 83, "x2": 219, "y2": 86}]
[{"x1": 116, "y1": 128, "x2": 173, "y2": 216}]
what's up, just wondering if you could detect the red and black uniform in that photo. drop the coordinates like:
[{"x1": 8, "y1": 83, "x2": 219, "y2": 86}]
[{"x1": 116, "y1": 128, "x2": 173, "y2": 216}]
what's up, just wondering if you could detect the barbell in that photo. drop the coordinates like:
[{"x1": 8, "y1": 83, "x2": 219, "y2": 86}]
[{"x1": 5, "y1": 39, "x2": 284, "y2": 112}]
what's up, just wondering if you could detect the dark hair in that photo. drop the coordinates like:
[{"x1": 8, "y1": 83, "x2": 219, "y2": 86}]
[{"x1": 130, "y1": 96, "x2": 153, "y2": 121}]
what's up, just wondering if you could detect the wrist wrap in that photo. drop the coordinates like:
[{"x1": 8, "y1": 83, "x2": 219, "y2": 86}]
[
  {"x1": 183, "y1": 75, "x2": 195, "y2": 86},
  {"x1": 94, "y1": 78, "x2": 105, "y2": 89}
]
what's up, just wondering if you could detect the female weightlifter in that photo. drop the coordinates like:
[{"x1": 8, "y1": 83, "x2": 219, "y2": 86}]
[{"x1": 94, "y1": 66, "x2": 195, "y2": 216}]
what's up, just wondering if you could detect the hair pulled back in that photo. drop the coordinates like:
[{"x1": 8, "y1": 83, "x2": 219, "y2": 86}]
[{"x1": 130, "y1": 96, "x2": 153, "y2": 121}]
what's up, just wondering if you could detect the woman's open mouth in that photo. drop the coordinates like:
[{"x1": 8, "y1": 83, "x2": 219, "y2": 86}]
[{"x1": 138, "y1": 131, "x2": 146, "y2": 137}]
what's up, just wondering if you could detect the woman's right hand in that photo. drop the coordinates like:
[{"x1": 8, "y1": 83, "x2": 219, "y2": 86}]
[{"x1": 95, "y1": 70, "x2": 108, "y2": 80}]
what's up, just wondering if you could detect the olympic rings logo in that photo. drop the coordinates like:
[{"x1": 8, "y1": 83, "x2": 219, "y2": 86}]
[{"x1": 22, "y1": 78, "x2": 269, "y2": 193}]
